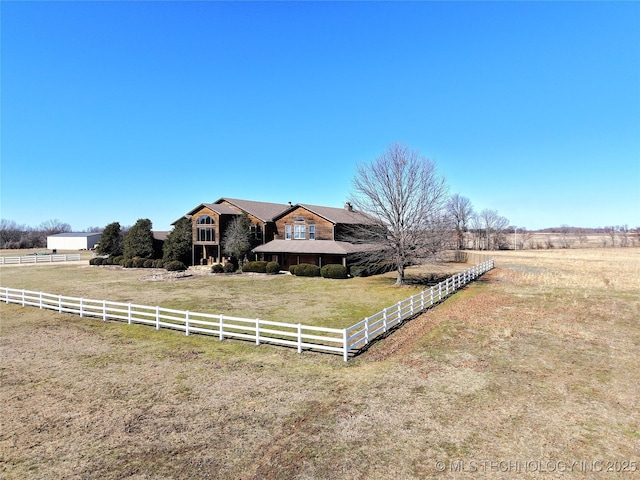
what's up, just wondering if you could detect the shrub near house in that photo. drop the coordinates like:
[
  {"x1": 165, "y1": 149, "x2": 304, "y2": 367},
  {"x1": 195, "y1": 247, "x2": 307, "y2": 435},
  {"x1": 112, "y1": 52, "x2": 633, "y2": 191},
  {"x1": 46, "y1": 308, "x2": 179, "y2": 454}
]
[{"x1": 321, "y1": 264, "x2": 348, "y2": 279}]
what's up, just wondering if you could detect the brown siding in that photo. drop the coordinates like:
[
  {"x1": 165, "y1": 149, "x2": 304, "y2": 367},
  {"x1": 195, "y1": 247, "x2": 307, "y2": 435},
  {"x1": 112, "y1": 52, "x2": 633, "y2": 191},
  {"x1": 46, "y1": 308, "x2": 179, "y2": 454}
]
[
  {"x1": 192, "y1": 206, "x2": 220, "y2": 244},
  {"x1": 274, "y1": 207, "x2": 335, "y2": 240}
]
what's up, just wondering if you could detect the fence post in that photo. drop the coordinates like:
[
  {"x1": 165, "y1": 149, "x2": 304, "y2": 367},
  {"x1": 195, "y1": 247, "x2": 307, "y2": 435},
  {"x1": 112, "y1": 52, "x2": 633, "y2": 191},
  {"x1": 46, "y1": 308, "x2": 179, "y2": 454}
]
[
  {"x1": 103, "y1": 300, "x2": 107, "y2": 321},
  {"x1": 185, "y1": 311, "x2": 190, "y2": 336},
  {"x1": 80, "y1": 298, "x2": 84, "y2": 318},
  {"x1": 39, "y1": 292, "x2": 43, "y2": 309},
  {"x1": 255, "y1": 319, "x2": 260, "y2": 345},
  {"x1": 438, "y1": 283, "x2": 442, "y2": 301},
  {"x1": 58, "y1": 295, "x2": 62, "y2": 313},
  {"x1": 219, "y1": 314, "x2": 224, "y2": 341},
  {"x1": 128, "y1": 303, "x2": 132, "y2": 325},
  {"x1": 364, "y1": 317, "x2": 369, "y2": 344},
  {"x1": 156, "y1": 306, "x2": 160, "y2": 330},
  {"x1": 383, "y1": 308, "x2": 388, "y2": 333},
  {"x1": 22, "y1": 290, "x2": 25, "y2": 307},
  {"x1": 343, "y1": 329, "x2": 349, "y2": 362},
  {"x1": 297, "y1": 323, "x2": 302, "y2": 353},
  {"x1": 397, "y1": 302, "x2": 402, "y2": 322},
  {"x1": 430, "y1": 286, "x2": 434, "y2": 305}
]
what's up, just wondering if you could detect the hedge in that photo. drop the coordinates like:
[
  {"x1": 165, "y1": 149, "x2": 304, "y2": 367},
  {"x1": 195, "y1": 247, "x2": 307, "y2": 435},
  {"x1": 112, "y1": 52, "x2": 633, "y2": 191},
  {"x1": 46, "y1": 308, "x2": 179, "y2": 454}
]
[
  {"x1": 266, "y1": 261, "x2": 280, "y2": 274},
  {"x1": 211, "y1": 263, "x2": 225, "y2": 273},
  {"x1": 165, "y1": 260, "x2": 187, "y2": 272},
  {"x1": 242, "y1": 261, "x2": 268, "y2": 273},
  {"x1": 321, "y1": 264, "x2": 348, "y2": 279},
  {"x1": 291, "y1": 263, "x2": 321, "y2": 277}
]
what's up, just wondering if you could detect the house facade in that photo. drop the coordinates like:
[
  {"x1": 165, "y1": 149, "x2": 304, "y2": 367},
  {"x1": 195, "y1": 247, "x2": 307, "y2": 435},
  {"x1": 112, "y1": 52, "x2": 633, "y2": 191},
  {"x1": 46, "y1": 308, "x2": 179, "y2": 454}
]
[
  {"x1": 254, "y1": 203, "x2": 380, "y2": 270},
  {"x1": 175, "y1": 197, "x2": 381, "y2": 270},
  {"x1": 179, "y1": 198, "x2": 289, "y2": 265}
]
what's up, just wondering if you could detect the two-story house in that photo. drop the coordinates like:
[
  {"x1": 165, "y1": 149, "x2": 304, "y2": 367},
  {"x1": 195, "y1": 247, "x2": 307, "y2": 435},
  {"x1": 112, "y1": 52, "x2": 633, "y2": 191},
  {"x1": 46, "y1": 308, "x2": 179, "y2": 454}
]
[
  {"x1": 176, "y1": 197, "x2": 382, "y2": 270},
  {"x1": 253, "y1": 202, "x2": 381, "y2": 270}
]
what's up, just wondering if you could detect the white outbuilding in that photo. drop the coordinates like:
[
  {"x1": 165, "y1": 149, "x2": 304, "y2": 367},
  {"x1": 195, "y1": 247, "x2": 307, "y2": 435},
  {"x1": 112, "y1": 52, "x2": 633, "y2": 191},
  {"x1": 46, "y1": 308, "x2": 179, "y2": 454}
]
[{"x1": 47, "y1": 232, "x2": 102, "y2": 251}]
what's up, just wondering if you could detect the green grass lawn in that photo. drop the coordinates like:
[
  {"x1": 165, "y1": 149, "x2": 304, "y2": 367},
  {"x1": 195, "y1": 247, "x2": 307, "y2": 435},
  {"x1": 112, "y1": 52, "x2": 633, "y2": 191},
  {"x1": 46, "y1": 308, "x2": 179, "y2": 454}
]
[{"x1": 0, "y1": 261, "x2": 468, "y2": 329}]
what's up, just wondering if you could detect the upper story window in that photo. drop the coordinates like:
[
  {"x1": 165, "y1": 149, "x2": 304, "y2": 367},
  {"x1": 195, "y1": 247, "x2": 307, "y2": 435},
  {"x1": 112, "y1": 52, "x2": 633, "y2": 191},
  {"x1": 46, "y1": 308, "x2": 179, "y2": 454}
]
[
  {"x1": 294, "y1": 224, "x2": 306, "y2": 239},
  {"x1": 196, "y1": 215, "x2": 215, "y2": 242},
  {"x1": 285, "y1": 225, "x2": 292, "y2": 240},
  {"x1": 250, "y1": 224, "x2": 263, "y2": 241},
  {"x1": 309, "y1": 225, "x2": 316, "y2": 240}
]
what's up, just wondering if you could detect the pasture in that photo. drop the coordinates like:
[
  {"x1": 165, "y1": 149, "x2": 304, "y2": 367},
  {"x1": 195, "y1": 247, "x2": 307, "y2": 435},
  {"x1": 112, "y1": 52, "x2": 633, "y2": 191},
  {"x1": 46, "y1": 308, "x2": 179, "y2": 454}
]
[{"x1": 1, "y1": 248, "x2": 638, "y2": 479}]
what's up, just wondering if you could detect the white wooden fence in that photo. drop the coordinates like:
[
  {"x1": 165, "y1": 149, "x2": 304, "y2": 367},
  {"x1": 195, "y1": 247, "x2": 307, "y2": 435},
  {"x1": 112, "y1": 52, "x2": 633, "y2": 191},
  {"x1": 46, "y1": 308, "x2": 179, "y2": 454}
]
[
  {"x1": 344, "y1": 260, "x2": 494, "y2": 358},
  {"x1": 0, "y1": 259, "x2": 493, "y2": 361},
  {"x1": 0, "y1": 254, "x2": 82, "y2": 265}
]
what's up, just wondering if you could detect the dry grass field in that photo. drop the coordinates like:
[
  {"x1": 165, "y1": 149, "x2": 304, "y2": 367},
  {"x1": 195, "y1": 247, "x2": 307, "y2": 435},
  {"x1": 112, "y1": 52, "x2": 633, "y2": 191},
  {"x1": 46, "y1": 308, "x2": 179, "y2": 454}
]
[{"x1": 1, "y1": 248, "x2": 638, "y2": 479}]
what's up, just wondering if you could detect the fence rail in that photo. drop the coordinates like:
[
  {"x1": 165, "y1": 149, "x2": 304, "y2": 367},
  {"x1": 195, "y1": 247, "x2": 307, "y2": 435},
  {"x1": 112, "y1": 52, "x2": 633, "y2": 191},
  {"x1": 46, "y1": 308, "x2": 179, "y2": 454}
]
[
  {"x1": 0, "y1": 259, "x2": 494, "y2": 361},
  {"x1": 0, "y1": 254, "x2": 82, "y2": 265},
  {"x1": 344, "y1": 260, "x2": 494, "y2": 358}
]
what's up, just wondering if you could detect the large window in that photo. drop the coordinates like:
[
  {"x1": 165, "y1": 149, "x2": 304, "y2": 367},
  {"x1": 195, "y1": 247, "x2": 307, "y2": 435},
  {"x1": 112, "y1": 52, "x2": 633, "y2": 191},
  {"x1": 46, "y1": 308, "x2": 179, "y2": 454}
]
[
  {"x1": 294, "y1": 224, "x2": 306, "y2": 239},
  {"x1": 285, "y1": 225, "x2": 292, "y2": 240},
  {"x1": 196, "y1": 215, "x2": 215, "y2": 242}
]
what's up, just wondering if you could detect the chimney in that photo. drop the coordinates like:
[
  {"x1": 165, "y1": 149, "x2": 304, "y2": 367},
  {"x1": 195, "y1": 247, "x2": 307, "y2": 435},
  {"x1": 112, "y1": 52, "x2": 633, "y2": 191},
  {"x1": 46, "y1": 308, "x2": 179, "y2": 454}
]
[
  {"x1": 344, "y1": 202, "x2": 353, "y2": 211},
  {"x1": 288, "y1": 201, "x2": 292, "y2": 207}
]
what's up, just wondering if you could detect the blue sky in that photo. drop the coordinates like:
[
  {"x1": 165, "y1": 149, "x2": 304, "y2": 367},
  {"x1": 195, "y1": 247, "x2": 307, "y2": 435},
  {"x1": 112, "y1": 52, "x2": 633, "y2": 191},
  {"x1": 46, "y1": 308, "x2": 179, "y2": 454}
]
[{"x1": 2, "y1": 1, "x2": 639, "y2": 232}]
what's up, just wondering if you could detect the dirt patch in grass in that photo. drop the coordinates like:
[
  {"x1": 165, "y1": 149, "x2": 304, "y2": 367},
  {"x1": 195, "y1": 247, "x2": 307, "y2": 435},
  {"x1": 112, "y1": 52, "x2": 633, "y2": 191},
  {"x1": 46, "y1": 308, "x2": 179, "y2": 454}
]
[{"x1": 1, "y1": 249, "x2": 639, "y2": 478}]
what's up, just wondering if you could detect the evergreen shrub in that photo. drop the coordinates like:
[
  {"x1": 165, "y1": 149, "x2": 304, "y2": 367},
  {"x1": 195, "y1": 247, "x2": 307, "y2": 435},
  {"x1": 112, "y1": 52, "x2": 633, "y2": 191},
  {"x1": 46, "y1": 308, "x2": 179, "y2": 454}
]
[
  {"x1": 321, "y1": 264, "x2": 348, "y2": 279},
  {"x1": 211, "y1": 263, "x2": 225, "y2": 274},
  {"x1": 242, "y1": 261, "x2": 268, "y2": 273},
  {"x1": 266, "y1": 261, "x2": 280, "y2": 274},
  {"x1": 165, "y1": 260, "x2": 187, "y2": 272},
  {"x1": 292, "y1": 263, "x2": 321, "y2": 277}
]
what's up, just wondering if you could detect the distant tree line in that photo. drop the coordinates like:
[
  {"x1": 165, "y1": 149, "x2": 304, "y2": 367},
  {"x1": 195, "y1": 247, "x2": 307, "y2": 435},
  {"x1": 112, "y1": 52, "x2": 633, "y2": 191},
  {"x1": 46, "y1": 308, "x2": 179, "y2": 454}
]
[{"x1": 0, "y1": 219, "x2": 81, "y2": 249}]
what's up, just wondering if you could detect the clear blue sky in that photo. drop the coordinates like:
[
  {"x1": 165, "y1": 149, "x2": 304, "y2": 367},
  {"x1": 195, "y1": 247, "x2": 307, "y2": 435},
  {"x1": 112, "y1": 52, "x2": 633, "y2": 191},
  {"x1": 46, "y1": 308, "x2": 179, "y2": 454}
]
[{"x1": 2, "y1": 1, "x2": 639, "y2": 232}]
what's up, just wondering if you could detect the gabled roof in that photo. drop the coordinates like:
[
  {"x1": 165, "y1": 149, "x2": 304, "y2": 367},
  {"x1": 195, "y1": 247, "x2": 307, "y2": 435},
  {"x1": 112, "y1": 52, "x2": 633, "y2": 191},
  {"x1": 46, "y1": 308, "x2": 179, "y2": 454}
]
[
  {"x1": 275, "y1": 203, "x2": 381, "y2": 226},
  {"x1": 171, "y1": 203, "x2": 239, "y2": 225},
  {"x1": 180, "y1": 202, "x2": 239, "y2": 218},
  {"x1": 216, "y1": 197, "x2": 290, "y2": 222}
]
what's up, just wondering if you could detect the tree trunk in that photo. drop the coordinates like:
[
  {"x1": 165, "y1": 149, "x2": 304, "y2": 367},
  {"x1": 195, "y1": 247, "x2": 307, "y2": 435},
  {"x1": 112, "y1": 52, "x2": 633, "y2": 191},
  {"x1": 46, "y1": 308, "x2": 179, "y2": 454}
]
[{"x1": 395, "y1": 264, "x2": 405, "y2": 286}]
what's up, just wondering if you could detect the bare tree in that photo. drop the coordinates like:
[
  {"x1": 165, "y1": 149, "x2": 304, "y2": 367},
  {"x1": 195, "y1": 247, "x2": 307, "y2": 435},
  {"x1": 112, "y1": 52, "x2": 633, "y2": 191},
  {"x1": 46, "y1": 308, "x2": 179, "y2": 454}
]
[
  {"x1": 559, "y1": 224, "x2": 572, "y2": 249},
  {"x1": 39, "y1": 219, "x2": 72, "y2": 236},
  {"x1": 604, "y1": 226, "x2": 616, "y2": 247},
  {"x1": 223, "y1": 214, "x2": 253, "y2": 267},
  {"x1": 0, "y1": 219, "x2": 24, "y2": 248},
  {"x1": 618, "y1": 225, "x2": 629, "y2": 247},
  {"x1": 478, "y1": 209, "x2": 509, "y2": 250},
  {"x1": 447, "y1": 194, "x2": 474, "y2": 250},
  {"x1": 347, "y1": 143, "x2": 448, "y2": 286},
  {"x1": 576, "y1": 228, "x2": 588, "y2": 246},
  {"x1": 519, "y1": 228, "x2": 534, "y2": 250}
]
